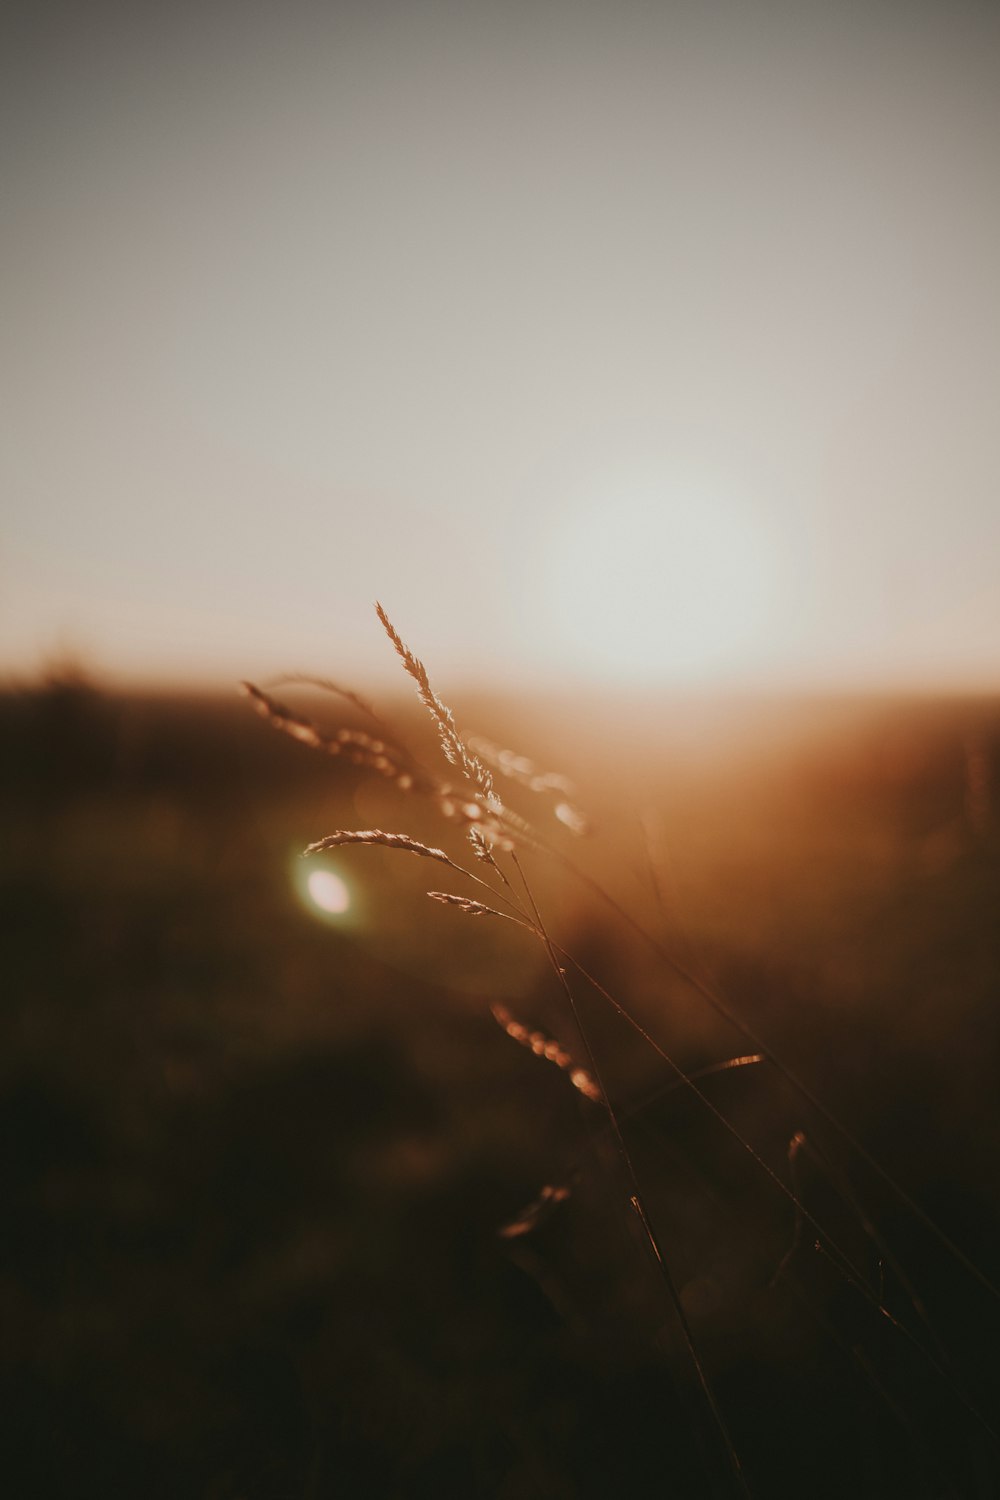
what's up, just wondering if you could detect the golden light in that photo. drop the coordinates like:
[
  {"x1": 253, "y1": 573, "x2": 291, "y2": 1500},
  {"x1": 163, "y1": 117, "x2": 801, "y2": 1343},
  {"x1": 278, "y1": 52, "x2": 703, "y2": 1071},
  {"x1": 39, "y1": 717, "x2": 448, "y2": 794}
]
[{"x1": 538, "y1": 465, "x2": 785, "y2": 685}]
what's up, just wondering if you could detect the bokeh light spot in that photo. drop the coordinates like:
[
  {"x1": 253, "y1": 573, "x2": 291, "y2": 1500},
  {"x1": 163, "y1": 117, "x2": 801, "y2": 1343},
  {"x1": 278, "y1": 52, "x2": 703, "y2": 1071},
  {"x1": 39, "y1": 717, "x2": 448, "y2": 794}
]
[{"x1": 304, "y1": 867, "x2": 350, "y2": 917}]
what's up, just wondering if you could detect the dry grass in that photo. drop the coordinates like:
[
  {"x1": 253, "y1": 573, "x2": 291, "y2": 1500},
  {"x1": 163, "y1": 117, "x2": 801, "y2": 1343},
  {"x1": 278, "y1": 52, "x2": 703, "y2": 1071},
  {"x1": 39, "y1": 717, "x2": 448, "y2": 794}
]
[
  {"x1": 239, "y1": 606, "x2": 1000, "y2": 1497},
  {"x1": 7, "y1": 669, "x2": 1000, "y2": 1496}
]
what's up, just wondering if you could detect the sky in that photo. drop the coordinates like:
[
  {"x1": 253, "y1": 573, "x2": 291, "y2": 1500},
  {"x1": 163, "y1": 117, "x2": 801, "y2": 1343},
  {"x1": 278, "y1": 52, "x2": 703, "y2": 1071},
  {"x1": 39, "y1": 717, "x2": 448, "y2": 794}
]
[{"x1": 2, "y1": 0, "x2": 999, "y2": 692}]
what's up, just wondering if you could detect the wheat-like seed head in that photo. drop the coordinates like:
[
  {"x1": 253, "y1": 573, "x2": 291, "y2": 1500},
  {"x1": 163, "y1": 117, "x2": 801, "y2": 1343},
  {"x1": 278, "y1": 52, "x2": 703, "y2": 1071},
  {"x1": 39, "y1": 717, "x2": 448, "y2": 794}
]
[
  {"x1": 491, "y1": 1003, "x2": 603, "y2": 1104},
  {"x1": 241, "y1": 682, "x2": 424, "y2": 788},
  {"x1": 426, "y1": 891, "x2": 506, "y2": 918},
  {"x1": 467, "y1": 735, "x2": 591, "y2": 835},
  {"x1": 498, "y1": 1183, "x2": 572, "y2": 1239},
  {"x1": 241, "y1": 676, "x2": 531, "y2": 851},
  {"x1": 375, "y1": 602, "x2": 495, "y2": 801},
  {"x1": 467, "y1": 735, "x2": 574, "y2": 797},
  {"x1": 553, "y1": 802, "x2": 590, "y2": 836},
  {"x1": 467, "y1": 827, "x2": 496, "y2": 864},
  {"x1": 303, "y1": 829, "x2": 463, "y2": 872},
  {"x1": 264, "y1": 674, "x2": 391, "y2": 736}
]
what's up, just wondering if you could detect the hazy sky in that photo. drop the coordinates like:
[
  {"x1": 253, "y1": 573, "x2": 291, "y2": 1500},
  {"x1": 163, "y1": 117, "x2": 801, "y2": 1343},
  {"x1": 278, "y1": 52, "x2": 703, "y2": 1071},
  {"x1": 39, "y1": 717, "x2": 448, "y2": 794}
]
[{"x1": 3, "y1": 0, "x2": 999, "y2": 690}]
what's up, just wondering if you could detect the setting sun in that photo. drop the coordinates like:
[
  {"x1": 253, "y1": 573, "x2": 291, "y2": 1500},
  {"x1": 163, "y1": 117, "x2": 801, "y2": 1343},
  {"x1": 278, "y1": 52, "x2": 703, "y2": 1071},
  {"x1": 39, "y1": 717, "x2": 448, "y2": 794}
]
[{"x1": 538, "y1": 467, "x2": 784, "y2": 684}]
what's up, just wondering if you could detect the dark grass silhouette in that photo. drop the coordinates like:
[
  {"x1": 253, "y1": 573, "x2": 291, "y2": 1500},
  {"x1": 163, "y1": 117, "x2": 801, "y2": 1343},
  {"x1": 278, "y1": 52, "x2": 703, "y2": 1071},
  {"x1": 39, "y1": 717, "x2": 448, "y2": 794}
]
[{"x1": 2, "y1": 658, "x2": 1000, "y2": 1497}]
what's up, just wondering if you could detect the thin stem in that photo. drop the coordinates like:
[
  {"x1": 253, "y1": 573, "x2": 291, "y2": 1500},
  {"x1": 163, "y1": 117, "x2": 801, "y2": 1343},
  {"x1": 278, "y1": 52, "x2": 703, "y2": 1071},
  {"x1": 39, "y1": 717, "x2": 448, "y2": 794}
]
[
  {"x1": 510, "y1": 851, "x2": 751, "y2": 1497},
  {"x1": 554, "y1": 944, "x2": 1000, "y2": 1449},
  {"x1": 801, "y1": 1134, "x2": 955, "y2": 1374},
  {"x1": 451, "y1": 858, "x2": 539, "y2": 923},
  {"x1": 547, "y1": 846, "x2": 1000, "y2": 1309}
]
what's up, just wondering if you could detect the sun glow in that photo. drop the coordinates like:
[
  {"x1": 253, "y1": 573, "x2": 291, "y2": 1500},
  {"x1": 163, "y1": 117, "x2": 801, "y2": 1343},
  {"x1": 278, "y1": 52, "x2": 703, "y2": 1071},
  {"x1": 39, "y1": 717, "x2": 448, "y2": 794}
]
[{"x1": 538, "y1": 468, "x2": 785, "y2": 685}]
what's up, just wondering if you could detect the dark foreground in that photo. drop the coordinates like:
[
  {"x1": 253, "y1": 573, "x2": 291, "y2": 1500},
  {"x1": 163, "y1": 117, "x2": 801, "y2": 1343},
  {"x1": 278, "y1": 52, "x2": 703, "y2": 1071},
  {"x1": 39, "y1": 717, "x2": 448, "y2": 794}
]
[{"x1": 3, "y1": 677, "x2": 1000, "y2": 1498}]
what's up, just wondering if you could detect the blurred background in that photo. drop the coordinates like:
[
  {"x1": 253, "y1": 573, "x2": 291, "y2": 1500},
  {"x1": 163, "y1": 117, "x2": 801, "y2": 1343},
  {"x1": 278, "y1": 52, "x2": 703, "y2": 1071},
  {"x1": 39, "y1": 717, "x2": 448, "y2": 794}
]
[
  {"x1": 3, "y1": 0, "x2": 1000, "y2": 1495},
  {"x1": 4, "y1": 0, "x2": 1000, "y2": 693}
]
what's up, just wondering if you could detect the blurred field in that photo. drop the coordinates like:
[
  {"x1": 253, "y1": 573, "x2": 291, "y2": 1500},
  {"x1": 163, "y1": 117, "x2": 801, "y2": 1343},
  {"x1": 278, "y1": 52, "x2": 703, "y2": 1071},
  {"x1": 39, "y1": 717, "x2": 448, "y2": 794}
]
[{"x1": 3, "y1": 675, "x2": 1000, "y2": 1498}]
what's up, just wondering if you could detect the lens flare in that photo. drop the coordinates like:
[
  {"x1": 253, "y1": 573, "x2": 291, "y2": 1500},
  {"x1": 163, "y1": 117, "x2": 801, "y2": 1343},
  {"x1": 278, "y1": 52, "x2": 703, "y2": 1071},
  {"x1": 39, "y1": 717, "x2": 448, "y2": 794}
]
[
  {"x1": 291, "y1": 851, "x2": 353, "y2": 923},
  {"x1": 306, "y1": 868, "x2": 351, "y2": 915}
]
